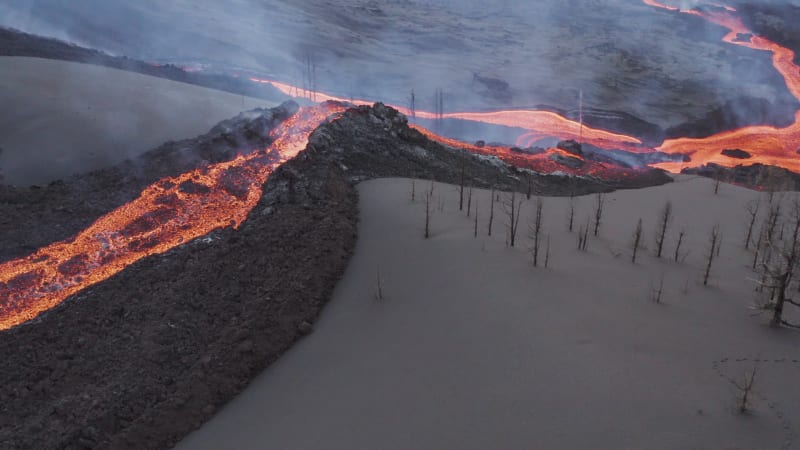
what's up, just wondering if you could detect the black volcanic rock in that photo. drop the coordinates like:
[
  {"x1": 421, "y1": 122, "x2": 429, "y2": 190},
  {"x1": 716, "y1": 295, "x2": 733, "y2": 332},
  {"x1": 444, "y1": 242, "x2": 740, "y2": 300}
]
[
  {"x1": 721, "y1": 148, "x2": 752, "y2": 159},
  {"x1": 557, "y1": 140, "x2": 583, "y2": 155},
  {"x1": 682, "y1": 162, "x2": 800, "y2": 191},
  {"x1": 549, "y1": 153, "x2": 585, "y2": 169}
]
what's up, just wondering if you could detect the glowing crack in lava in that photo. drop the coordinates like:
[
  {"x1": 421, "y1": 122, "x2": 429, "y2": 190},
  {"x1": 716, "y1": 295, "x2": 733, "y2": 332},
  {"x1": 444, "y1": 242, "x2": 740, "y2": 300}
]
[
  {"x1": 0, "y1": 103, "x2": 345, "y2": 330},
  {"x1": 644, "y1": 0, "x2": 800, "y2": 173}
]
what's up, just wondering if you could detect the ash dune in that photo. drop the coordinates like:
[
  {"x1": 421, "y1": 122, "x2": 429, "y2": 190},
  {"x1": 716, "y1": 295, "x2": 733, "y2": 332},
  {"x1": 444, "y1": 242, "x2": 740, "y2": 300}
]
[
  {"x1": 179, "y1": 176, "x2": 800, "y2": 449},
  {"x1": 0, "y1": 56, "x2": 275, "y2": 185}
]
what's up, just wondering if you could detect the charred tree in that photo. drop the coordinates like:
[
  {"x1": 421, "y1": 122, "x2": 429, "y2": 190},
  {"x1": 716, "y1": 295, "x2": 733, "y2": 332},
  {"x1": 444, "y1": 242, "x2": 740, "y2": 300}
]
[
  {"x1": 674, "y1": 228, "x2": 686, "y2": 263},
  {"x1": 467, "y1": 185, "x2": 473, "y2": 217},
  {"x1": 503, "y1": 191, "x2": 523, "y2": 248},
  {"x1": 545, "y1": 235, "x2": 551, "y2": 268},
  {"x1": 459, "y1": 164, "x2": 465, "y2": 211},
  {"x1": 703, "y1": 225, "x2": 720, "y2": 286},
  {"x1": 424, "y1": 190, "x2": 432, "y2": 239},
  {"x1": 474, "y1": 205, "x2": 479, "y2": 238},
  {"x1": 632, "y1": 218, "x2": 643, "y2": 263},
  {"x1": 745, "y1": 198, "x2": 761, "y2": 250},
  {"x1": 594, "y1": 193, "x2": 605, "y2": 237},
  {"x1": 528, "y1": 197, "x2": 544, "y2": 267},
  {"x1": 655, "y1": 201, "x2": 672, "y2": 258},
  {"x1": 488, "y1": 186, "x2": 495, "y2": 236},
  {"x1": 568, "y1": 195, "x2": 576, "y2": 232},
  {"x1": 758, "y1": 200, "x2": 800, "y2": 328},
  {"x1": 526, "y1": 173, "x2": 532, "y2": 200}
]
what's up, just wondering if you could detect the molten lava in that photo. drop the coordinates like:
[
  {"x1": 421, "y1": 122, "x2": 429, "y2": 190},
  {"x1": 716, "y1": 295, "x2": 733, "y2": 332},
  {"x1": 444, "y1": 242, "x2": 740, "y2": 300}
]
[
  {"x1": 644, "y1": 1, "x2": 800, "y2": 172},
  {"x1": 0, "y1": 103, "x2": 345, "y2": 330}
]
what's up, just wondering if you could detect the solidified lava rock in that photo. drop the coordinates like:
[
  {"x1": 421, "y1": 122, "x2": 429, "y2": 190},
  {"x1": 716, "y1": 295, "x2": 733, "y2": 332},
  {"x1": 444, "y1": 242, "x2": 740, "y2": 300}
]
[
  {"x1": 721, "y1": 148, "x2": 752, "y2": 159},
  {"x1": 549, "y1": 153, "x2": 585, "y2": 169},
  {"x1": 557, "y1": 140, "x2": 583, "y2": 155},
  {"x1": 682, "y1": 162, "x2": 800, "y2": 191}
]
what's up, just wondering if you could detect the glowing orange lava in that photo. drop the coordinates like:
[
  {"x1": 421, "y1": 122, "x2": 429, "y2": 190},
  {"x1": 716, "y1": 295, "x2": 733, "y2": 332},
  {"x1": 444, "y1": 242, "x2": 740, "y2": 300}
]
[
  {"x1": 0, "y1": 103, "x2": 345, "y2": 330},
  {"x1": 644, "y1": 0, "x2": 800, "y2": 172}
]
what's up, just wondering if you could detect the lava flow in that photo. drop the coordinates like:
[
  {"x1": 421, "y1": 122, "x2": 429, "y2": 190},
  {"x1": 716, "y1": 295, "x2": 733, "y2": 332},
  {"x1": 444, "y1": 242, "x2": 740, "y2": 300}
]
[
  {"x1": 252, "y1": 77, "x2": 645, "y2": 152},
  {"x1": 0, "y1": 103, "x2": 345, "y2": 330},
  {"x1": 644, "y1": 0, "x2": 800, "y2": 173}
]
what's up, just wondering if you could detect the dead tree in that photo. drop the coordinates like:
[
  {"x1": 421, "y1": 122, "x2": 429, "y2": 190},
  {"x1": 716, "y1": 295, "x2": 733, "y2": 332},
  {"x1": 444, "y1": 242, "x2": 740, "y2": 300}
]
[
  {"x1": 467, "y1": 185, "x2": 473, "y2": 217},
  {"x1": 528, "y1": 197, "x2": 544, "y2": 267},
  {"x1": 568, "y1": 195, "x2": 576, "y2": 232},
  {"x1": 752, "y1": 225, "x2": 764, "y2": 270},
  {"x1": 594, "y1": 193, "x2": 605, "y2": 237},
  {"x1": 714, "y1": 178, "x2": 721, "y2": 195},
  {"x1": 424, "y1": 190, "x2": 432, "y2": 239},
  {"x1": 703, "y1": 225, "x2": 720, "y2": 286},
  {"x1": 488, "y1": 186, "x2": 495, "y2": 236},
  {"x1": 459, "y1": 164, "x2": 465, "y2": 211},
  {"x1": 674, "y1": 228, "x2": 686, "y2": 263},
  {"x1": 758, "y1": 200, "x2": 800, "y2": 328},
  {"x1": 578, "y1": 217, "x2": 591, "y2": 252},
  {"x1": 632, "y1": 218, "x2": 643, "y2": 263},
  {"x1": 765, "y1": 198, "x2": 782, "y2": 244},
  {"x1": 744, "y1": 198, "x2": 761, "y2": 250},
  {"x1": 474, "y1": 205, "x2": 478, "y2": 238},
  {"x1": 526, "y1": 173, "x2": 532, "y2": 200},
  {"x1": 411, "y1": 180, "x2": 416, "y2": 202},
  {"x1": 545, "y1": 235, "x2": 551, "y2": 268},
  {"x1": 503, "y1": 191, "x2": 523, "y2": 247},
  {"x1": 651, "y1": 274, "x2": 665, "y2": 303},
  {"x1": 655, "y1": 201, "x2": 672, "y2": 258},
  {"x1": 735, "y1": 363, "x2": 758, "y2": 413}
]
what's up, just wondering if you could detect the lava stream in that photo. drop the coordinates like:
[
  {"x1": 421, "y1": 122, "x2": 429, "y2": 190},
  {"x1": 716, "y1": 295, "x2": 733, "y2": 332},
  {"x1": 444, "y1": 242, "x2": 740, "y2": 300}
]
[
  {"x1": 252, "y1": 77, "x2": 644, "y2": 152},
  {"x1": 644, "y1": 1, "x2": 800, "y2": 172},
  {"x1": 0, "y1": 103, "x2": 345, "y2": 330}
]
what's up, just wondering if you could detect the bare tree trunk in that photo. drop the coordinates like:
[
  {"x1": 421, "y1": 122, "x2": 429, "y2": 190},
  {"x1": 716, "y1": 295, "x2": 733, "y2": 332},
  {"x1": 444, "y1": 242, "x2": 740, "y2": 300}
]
[
  {"x1": 632, "y1": 218, "x2": 643, "y2": 263},
  {"x1": 488, "y1": 186, "x2": 495, "y2": 236},
  {"x1": 745, "y1": 198, "x2": 761, "y2": 250},
  {"x1": 459, "y1": 164, "x2": 465, "y2": 211},
  {"x1": 568, "y1": 195, "x2": 575, "y2": 232},
  {"x1": 674, "y1": 229, "x2": 686, "y2": 263},
  {"x1": 529, "y1": 197, "x2": 544, "y2": 267},
  {"x1": 655, "y1": 201, "x2": 672, "y2": 258},
  {"x1": 545, "y1": 235, "x2": 551, "y2": 268},
  {"x1": 505, "y1": 191, "x2": 523, "y2": 247},
  {"x1": 526, "y1": 174, "x2": 532, "y2": 200},
  {"x1": 474, "y1": 205, "x2": 478, "y2": 238},
  {"x1": 424, "y1": 191, "x2": 431, "y2": 239},
  {"x1": 753, "y1": 226, "x2": 764, "y2": 270},
  {"x1": 579, "y1": 217, "x2": 591, "y2": 252},
  {"x1": 703, "y1": 225, "x2": 720, "y2": 286},
  {"x1": 467, "y1": 185, "x2": 473, "y2": 217},
  {"x1": 594, "y1": 193, "x2": 605, "y2": 237},
  {"x1": 714, "y1": 178, "x2": 720, "y2": 195},
  {"x1": 411, "y1": 180, "x2": 416, "y2": 202}
]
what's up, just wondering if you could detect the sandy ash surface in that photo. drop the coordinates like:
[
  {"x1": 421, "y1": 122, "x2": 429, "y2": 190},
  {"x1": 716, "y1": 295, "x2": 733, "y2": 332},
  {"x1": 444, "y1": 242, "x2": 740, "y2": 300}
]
[{"x1": 180, "y1": 175, "x2": 800, "y2": 450}]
